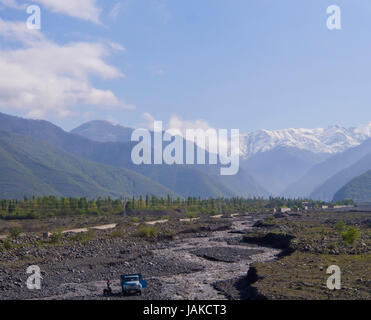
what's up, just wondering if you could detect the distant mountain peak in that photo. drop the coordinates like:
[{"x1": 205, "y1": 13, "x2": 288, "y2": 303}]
[
  {"x1": 72, "y1": 118, "x2": 371, "y2": 159},
  {"x1": 71, "y1": 120, "x2": 133, "y2": 143},
  {"x1": 239, "y1": 122, "x2": 371, "y2": 158}
]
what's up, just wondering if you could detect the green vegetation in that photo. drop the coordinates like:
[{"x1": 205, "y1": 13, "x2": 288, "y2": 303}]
[
  {"x1": 333, "y1": 170, "x2": 371, "y2": 202},
  {"x1": 9, "y1": 226, "x2": 23, "y2": 238},
  {"x1": 186, "y1": 212, "x2": 197, "y2": 219},
  {"x1": 0, "y1": 113, "x2": 264, "y2": 200},
  {"x1": 50, "y1": 231, "x2": 63, "y2": 244},
  {"x1": 0, "y1": 196, "x2": 124, "y2": 220},
  {"x1": 335, "y1": 220, "x2": 346, "y2": 233},
  {"x1": 0, "y1": 194, "x2": 353, "y2": 221},
  {"x1": 245, "y1": 211, "x2": 370, "y2": 300},
  {"x1": 341, "y1": 226, "x2": 361, "y2": 245},
  {"x1": 109, "y1": 228, "x2": 125, "y2": 238},
  {"x1": 70, "y1": 229, "x2": 95, "y2": 243},
  {"x1": 0, "y1": 131, "x2": 176, "y2": 200},
  {"x1": 134, "y1": 225, "x2": 158, "y2": 238},
  {"x1": 1, "y1": 238, "x2": 13, "y2": 251}
]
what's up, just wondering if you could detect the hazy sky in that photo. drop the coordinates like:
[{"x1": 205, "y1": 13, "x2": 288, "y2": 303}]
[{"x1": 1, "y1": 0, "x2": 371, "y2": 132}]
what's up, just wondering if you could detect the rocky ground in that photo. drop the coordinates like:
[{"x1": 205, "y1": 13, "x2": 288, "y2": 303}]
[
  {"x1": 239, "y1": 211, "x2": 371, "y2": 300},
  {"x1": 0, "y1": 214, "x2": 279, "y2": 300},
  {"x1": 0, "y1": 210, "x2": 370, "y2": 300}
]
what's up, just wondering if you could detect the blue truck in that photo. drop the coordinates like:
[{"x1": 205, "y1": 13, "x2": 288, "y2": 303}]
[{"x1": 121, "y1": 274, "x2": 147, "y2": 296}]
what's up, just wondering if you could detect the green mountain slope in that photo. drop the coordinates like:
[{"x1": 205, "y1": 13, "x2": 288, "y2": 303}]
[
  {"x1": 333, "y1": 170, "x2": 371, "y2": 202},
  {"x1": 0, "y1": 112, "x2": 268, "y2": 198},
  {"x1": 284, "y1": 138, "x2": 371, "y2": 199},
  {"x1": 0, "y1": 131, "x2": 178, "y2": 199},
  {"x1": 311, "y1": 151, "x2": 371, "y2": 201},
  {"x1": 71, "y1": 119, "x2": 268, "y2": 198}
]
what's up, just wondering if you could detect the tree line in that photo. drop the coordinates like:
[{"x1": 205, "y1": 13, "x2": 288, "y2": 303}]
[{"x1": 0, "y1": 195, "x2": 354, "y2": 220}]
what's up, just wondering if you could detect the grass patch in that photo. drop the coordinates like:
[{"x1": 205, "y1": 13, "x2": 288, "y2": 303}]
[
  {"x1": 185, "y1": 212, "x2": 196, "y2": 219},
  {"x1": 1, "y1": 238, "x2": 13, "y2": 251},
  {"x1": 70, "y1": 229, "x2": 94, "y2": 243},
  {"x1": 109, "y1": 228, "x2": 125, "y2": 239},
  {"x1": 9, "y1": 226, "x2": 23, "y2": 239},
  {"x1": 50, "y1": 231, "x2": 63, "y2": 244},
  {"x1": 130, "y1": 217, "x2": 139, "y2": 223},
  {"x1": 335, "y1": 220, "x2": 346, "y2": 233},
  {"x1": 134, "y1": 225, "x2": 158, "y2": 239}
]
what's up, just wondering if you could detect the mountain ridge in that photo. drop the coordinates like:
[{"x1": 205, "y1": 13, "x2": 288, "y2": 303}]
[
  {"x1": 0, "y1": 130, "x2": 179, "y2": 199},
  {"x1": 0, "y1": 112, "x2": 267, "y2": 198},
  {"x1": 333, "y1": 170, "x2": 371, "y2": 202},
  {"x1": 72, "y1": 119, "x2": 371, "y2": 159}
]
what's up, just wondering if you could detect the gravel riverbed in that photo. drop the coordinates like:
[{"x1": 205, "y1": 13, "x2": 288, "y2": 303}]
[{"x1": 0, "y1": 215, "x2": 280, "y2": 300}]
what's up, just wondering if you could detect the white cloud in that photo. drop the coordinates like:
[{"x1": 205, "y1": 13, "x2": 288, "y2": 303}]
[
  {"x1": 35, "y1": 0, "x2": 101, "y2": 24},
  {"x1": 1, "y1": 0, "x2": 101, "y2": 23},
  {"x1": 141, "y1": 112, "x2": 156, "y2": 130},
  {"x1": 0, "y1": 18, "x2": 45, "y2": 44},
  {"x1": 0, "y1": 0, "x2": 23, "y2": 9},
  {"x1": 141, "y1": 113, "x2": 237, "y2": 155},
  {"x1": 167, "y1": 115, "x2": 240, "y2": 157},
  {"x1": 166, "y1": 114, "x2": 214, "y2": 133},
  {"x1": 0, "y1": 18, "x2": 134, "y2": 118}
]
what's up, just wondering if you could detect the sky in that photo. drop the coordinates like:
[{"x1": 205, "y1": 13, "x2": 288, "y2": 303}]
[{"x1": 0, "y1": 0, "x2": 371, "y2": 133}]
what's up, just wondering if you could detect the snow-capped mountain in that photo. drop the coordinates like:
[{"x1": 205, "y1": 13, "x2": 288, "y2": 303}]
[{"x1": 239, "y1": 123, "x2": 371, "y2": 158}]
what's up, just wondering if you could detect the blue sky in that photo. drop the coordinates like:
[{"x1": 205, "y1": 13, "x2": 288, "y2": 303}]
[{"x1": 0, "y1": 0, "x2": 371, "y2": 132}]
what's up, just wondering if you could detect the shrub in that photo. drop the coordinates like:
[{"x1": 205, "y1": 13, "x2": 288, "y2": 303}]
[
  {"x1": 186, "y1": 212, "x2": 196, "y2": 219},
  {"x1": 341, "y1": 226, "x2": 361, "y2": 245},
  {"x1": 134, "y1": 225, "x2": 158, "y2": 238},
  {"x1": 71, "y1": 229, "x2": 94, "y2": 242},
  {"x1": 50, "y1": 231, "x2": 63, "y2": 244},
  {"x1": 110, "y1": 228, "x2": 124, "y2": 238},
  {"x1": 130, "y1": 217, "x2": 139, "y2": 223},
  {"x1": 9, "y1": 226, "x2": 23, "y2": 238},
  {"x1": 1, "y1": 238, "x2": 13, "y2": 250},
  {"x1": 335, "y1": 220, "x2": 346, "y2": 233}
]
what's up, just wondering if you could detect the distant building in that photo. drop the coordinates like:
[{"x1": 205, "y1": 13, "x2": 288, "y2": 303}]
[
  {"x1": 322, "y1": 205, "x2": 329, "y2": 209},
  {"x1": 333, "y1": 205, "x2": 354, "y2": 209},
  {"x1": 280, "y1": 207, "x2": 291, "y2": 213}
]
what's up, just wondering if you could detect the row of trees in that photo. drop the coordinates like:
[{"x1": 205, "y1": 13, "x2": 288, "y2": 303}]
[
  {"x1": 0, "y1": 196, "x2": 123, "y2": 219},
  {"x1": 0, "y1": 195, "x2": 354, "y2": 220}
]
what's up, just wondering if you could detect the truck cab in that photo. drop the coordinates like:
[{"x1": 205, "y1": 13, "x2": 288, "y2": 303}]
[{"x1": 121, "y1": 274, "x2": 147, "y2": 296}]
